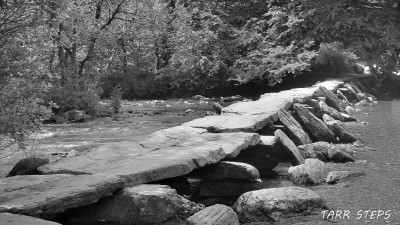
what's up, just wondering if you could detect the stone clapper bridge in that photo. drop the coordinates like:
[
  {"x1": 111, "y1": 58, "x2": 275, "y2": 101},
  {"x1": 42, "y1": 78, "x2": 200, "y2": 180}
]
[{"x1": 0, "y1": 77, "x2": 376, "y2": 223}]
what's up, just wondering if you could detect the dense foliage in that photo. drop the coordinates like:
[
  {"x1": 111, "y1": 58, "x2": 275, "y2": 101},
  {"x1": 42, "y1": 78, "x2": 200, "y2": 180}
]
[{"x1": 1, "y1": 0, "x2": 400, "y2": 150}]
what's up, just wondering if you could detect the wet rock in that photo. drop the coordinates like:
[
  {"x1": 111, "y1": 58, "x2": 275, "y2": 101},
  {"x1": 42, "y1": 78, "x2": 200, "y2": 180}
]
[
  {"x1": 187, "y1": 204, "x2": 239, "y2": 225},
  {"x1": 324, "y1": 118, "x2": 357, "y2": 143},
  {"x1": 191, "y1": 161, "x2": 260, "y2": 181},
  {"x1": 212, "y1": 102, "x2": 223, "y2": 115},
  {"x1": 0, "y1": 174, "x2": 124, "y2": 218},
  {"x1": 277, "y1": 109, "x2": 312, "y2": 145},
  {"x1": 325, "y1": 171, "x2": 366, "y2": 184},
  {"x1": 69, "y1": 184, "x2": 203, "y2": 225},
  {"x1": 319, "y1": 101, "x2": 345, "y2": 122},
  {"x1": 316, "y1": 86, "x2": 345, "y2": 112},
  {"x1": 0, "y1": 213, "x2": 61, "y2": 225},
  {"x1": 274, "y1": 129, "x2": 305, "y2": 166},
  {"x1": 297, "y1": 142, "x2": 355, "y2": 163},
  {"x1": 6, "y1": 155, "x2": 49, "y2": 177},
  {"x1": 233, "y1": 187, "x2": 325, "y2": 222},
  {"x1": 293, "y1": 104, "x2": 336, "y2": 143},
  {"x1": 288, "y1": 159, "x2": 327, "y2": 185},
  {"x1": 199, "y1": 179, "x2": 262, "y2": 197},
  {"x1": 297, "y1": 142, "x2": 330, "y2": 162}
]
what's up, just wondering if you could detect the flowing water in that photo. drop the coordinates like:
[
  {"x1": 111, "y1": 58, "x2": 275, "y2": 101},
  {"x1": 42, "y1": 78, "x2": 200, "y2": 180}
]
[
  {"x1": 306, "y1": 99, "x2": 400, "y2": 225},
  {"x1": 258, "y1": 99, "x2": 400, "y2": 225}
]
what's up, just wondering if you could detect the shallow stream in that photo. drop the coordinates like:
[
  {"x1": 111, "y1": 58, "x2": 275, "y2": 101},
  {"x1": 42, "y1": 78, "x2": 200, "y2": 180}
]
[{"x1": 305, "y1": 99, "x2": 400, "y2": 225}]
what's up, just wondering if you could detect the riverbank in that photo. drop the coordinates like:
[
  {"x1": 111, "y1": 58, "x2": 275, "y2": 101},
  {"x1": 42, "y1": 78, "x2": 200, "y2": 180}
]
[{"x1": 1, "y1": 75, "x2": 398, "y2": 225}]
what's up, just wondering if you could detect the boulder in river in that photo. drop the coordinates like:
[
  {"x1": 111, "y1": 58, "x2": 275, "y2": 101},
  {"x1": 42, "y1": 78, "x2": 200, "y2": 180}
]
[
  {"x1": 212, "y1": 102, "x2": 223, "y2": 115},
  {"x1": 293, "y1": 104, "x2": 337, "y2": 143},
  {"x1": 297, "y1": 142, "x2": 355, "y2": 163},
  {"x1": 288, "y1": 158, "x2": 327, "y2": 185},
  {"x1": 68, "y1": 184, "x2": 204, "y2": 225},
  {"x1": 324, "y1": 117, "x2": 357, "y2": 143},
  {"x1": 233, "y1": 187, "x2": 325, "y2": 222},
  {"x1": 277, "y1": 109, "x2": 312, "y2": 145},
  {"x1": 6, "y1": 155, "x2": 49, "y2": 177},
  {"x1": 274, "y1": 129, "x2": 305, "y2": 165},
  {"x1": 187, "y1": 204, "x2": 239, "y2": 225}
]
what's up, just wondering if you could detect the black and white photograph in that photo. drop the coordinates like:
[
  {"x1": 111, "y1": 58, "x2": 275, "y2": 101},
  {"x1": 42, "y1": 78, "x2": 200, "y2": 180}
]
[{"x1": 0, "y1": 0, "x2": 399, "y2": 224}]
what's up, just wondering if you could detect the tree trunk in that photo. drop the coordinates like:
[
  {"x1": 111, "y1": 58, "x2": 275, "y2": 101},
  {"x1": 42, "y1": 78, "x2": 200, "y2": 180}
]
[{"x1": 117, "y1": 37, "x2": 128, "y2": 79}]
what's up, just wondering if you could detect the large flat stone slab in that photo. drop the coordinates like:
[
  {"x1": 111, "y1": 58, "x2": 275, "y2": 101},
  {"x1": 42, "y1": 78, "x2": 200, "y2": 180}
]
[
  {"x1": 39, "y1": 132, "x2": 260, "y2": 186},
  {"x1": 182, "y1": 115, "x2": 270, "y2": 132},
  {"x1": 0, "y1": 174, "x2": 124, "y2": 218},
  {"x1": 139, "y1": 126, "x2": 208, "y2": 149},
  {"x1": 222, "y1": 88, "x2": 317, "y2": 117},
  {"x1": 0, "y1": 213, "x2": 61, "y2": 225}
]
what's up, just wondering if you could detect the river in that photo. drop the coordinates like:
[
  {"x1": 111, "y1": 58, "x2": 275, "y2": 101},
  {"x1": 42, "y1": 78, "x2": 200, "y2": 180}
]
[
  {"x1": 259, "y1": 99, "x2": 400, "y2": 225},
  {"x1": 307, "y1": 99, "x2": 400, "y2": 225}
]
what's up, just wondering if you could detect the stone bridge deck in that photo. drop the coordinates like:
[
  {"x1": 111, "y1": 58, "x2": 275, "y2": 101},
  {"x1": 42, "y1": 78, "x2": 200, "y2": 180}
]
[{"x1": 0, "y1": 79, "x2": 349, "y2": 219}]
